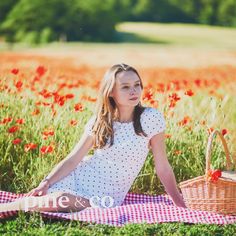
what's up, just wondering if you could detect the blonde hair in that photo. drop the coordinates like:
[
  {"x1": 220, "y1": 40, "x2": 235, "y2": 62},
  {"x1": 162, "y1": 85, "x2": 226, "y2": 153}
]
[{"x1": 90, "y1": 63, "x2": 147, "y2": 149}]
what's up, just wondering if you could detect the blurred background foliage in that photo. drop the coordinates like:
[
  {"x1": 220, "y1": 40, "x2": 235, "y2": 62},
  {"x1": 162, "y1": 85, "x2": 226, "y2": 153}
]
[{"x1": 0, "y1": 0, "x2": 236, "y2": 44}]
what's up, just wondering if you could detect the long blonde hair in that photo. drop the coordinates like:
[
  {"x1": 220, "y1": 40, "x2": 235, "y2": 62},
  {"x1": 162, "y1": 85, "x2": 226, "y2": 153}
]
[{"x1": 90, "y1": 63, "x2": 147, "y2": 149}]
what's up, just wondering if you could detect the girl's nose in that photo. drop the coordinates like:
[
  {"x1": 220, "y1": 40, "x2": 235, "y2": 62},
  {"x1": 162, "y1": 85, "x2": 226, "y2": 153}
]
[{"x1": 129, "y1": 87, "x2": 136, "y2": 94}]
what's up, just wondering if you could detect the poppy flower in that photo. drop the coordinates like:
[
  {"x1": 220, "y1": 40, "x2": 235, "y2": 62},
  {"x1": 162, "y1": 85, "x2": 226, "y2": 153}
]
[
  {"x1": 1, "y1": 117, "x2": 13, "y2": 124},
  {"x1": 207, "y1": 169, "x2": 222, "y2": 182},
  {"x1": 221, "y1": 129, "x2": 227, "y2": 136},
  {"x1": 11, "y1": 68, "x2": 19, "y2": 75},
  {"x1": 42, "y1": 128, "x2": 54, "y2": 140},
  {"x1": 70, "y1": 119, "x2": 78, "y2": 126},
  {"x1": 31, "y1": 109, "x2": 40, "y2": 115},
  {"x1": 36, "y1": 66, "x2": 46, "y2": 77},
  {"x1": 8, "y1": 125, "x2": 20, "y2": 133},
  {"x1": 143, "y1": 89, "x2": 153, "y2": 101},
  {"x1": 65, "y1": 94, "x2": 75, "y2": 99},
  {"x1": 185, "y1": 89, "x2": 194, "y2": 96},
  {"x1": 16, "y1": 118, "x2": 24, "y2": 124},
  {"x1": 15, "y1": 81, "x2": 23, "y2": 89},
  {"x1": 24, "y1": 143, "x2": 37, "y2": 152},
  {"x1": 169, "y1": 93, "x2": 181, "y2": 102},
  {"x1": 40, "y1": 145, "x2": 54, "y2": 154},
  {"x1": 12, "y1": 138, "x2": 22, "y2": 145},
  {"x1": 74, "y1": 103, "x2": 83, "y2": 112},
  {"x1": 178, "y1": 116, "x2": 191, "y2": 126}
]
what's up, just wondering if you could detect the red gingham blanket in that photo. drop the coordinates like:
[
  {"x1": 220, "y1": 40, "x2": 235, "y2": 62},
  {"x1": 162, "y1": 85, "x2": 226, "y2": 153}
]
[{"x1": 1, "y1": 190, "x2": 236, "y2": 226}]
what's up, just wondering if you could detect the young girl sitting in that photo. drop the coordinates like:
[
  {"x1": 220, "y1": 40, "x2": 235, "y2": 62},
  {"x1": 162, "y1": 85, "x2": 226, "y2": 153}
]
[{"x1": 0, "y1": 63, "x2": 186, "y2": 213}]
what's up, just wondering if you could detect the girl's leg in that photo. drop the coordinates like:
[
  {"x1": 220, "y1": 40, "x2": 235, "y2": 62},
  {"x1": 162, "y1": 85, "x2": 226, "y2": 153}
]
[{"x1": 0, "y1": 191, "x2": 91, "y2": 213}]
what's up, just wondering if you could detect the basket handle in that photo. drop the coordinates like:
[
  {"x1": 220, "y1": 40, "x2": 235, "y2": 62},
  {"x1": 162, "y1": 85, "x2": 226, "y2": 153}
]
[{"x1": 205, "y1": 129, "x2": 232, "y2": 176}]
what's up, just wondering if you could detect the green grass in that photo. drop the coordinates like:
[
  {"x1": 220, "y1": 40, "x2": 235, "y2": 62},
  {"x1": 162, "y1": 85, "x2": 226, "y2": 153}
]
[
  {"x1": 116, "y1": 22, "x2": 236, "y2": 50},
  {"x1": 0, "y1": 212, "x2": 236, "y2": 236},
  {"x1": 1, "y1": 21, "x2": 236, "y2": 52}
]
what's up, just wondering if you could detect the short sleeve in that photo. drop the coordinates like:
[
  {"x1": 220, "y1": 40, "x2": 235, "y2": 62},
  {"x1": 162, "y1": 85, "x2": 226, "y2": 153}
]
[
  {"x1": 141, "y1": 107, "x2": 166, "y2": 139},
  {"x1": 84, "y1": 115, "x2": 96, "y2": 136}
]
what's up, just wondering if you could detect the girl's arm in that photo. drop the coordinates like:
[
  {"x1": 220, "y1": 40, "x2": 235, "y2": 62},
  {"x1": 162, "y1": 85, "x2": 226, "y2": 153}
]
[
  {"x1": 40, "y1": 132, "x2": 94, "y2": 187},
  {"x1": 150, "y1": 132, "x2": 187, "y2": 208}
]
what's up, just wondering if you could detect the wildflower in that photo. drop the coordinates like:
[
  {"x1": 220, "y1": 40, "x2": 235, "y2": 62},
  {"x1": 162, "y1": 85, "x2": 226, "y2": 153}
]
[
  {"x1": 31, "y1": 109, "x2": 40, "y2": 115},
  {"x1": 16, "y1": 118, "x2": 24, "y2": 124},
  {"x1": 143, "y1": 89, "x2": 153, "y2": 101},
  {"x1": 74, "y1": 103, "x2": 83, "y2": 112},
  {"x1": 15, "y1": 81, "x2": 23, "y2": 89},
  {"x1": 174, "y1": 150, "x2": 182, "y2": 155},
  {"x1": 207, "y1": 169, "x2": 222, "y2": 182},
  {"x1": 40, "y1": 145, "x2": 54, "y2": 154},
  {"x1": 178, "y1": 116, "x2": 191, "y2": 126},
  {"x1": 24, "y1": 143, "x2": 37, "y2": 152},
  {"x1": 184, "y1": 89, "x2": 194, "y2": 96},
  {"x1": 8, "y1": 125, "x2": 19, "y2": 133},
  {"x1": 0, "y1": 117, "x2": 13, "y2": 124},
  {"x1": 70, "y1": 120, "x2": 78, "y2": 126},
  {"x1": 221, "y1": 129, "x2": 227, "y2": 136},
  {"x1": 11, "y1": 68, "x2": 19, "y2": 75},
  {"x1": 36, "y1": 66, "x2": 46, "y2": 77},
  {"x1": 165, "y1": 134, "x2": 172, "y2": 138},
  {"x1": 12, "y1": 138, "x2": 22, "y2": 145},
  {"x1": 65, "y1": 94, "x2": 75, "y2": 99}
]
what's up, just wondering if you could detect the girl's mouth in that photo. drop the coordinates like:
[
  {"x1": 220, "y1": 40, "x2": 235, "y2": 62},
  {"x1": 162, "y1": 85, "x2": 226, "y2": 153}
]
[{"x1": 130, "y1": 97, "x2": 138, "y2": 101}]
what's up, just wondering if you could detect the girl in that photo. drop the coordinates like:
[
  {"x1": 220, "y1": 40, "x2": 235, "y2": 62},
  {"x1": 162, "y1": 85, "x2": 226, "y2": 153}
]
[{"x1": 0, "y1": 63, "x2": 186, "y2": 214}]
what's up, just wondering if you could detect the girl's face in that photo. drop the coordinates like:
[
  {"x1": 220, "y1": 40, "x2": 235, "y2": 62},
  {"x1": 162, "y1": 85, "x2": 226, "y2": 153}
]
[{"x1": 110, "y1": 70, "x2": 142, "y2": 107}]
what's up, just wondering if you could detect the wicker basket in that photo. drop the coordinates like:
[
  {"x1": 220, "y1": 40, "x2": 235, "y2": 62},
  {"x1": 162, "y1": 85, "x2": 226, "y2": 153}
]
[{"x1": 179, "y1": 130, "x2": 236, "y2": 215}]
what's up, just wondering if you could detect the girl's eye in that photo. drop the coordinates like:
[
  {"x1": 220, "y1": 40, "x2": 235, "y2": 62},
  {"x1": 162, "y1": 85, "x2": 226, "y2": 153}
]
[{"x1": 122, "y1": 84, "x2": 140, "y2": 90}]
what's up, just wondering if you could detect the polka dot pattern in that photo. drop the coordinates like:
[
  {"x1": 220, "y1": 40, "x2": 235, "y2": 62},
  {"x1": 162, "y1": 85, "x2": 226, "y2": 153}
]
[{"x1": 47, "y1": 107, "x2": 166, "y2": 208}]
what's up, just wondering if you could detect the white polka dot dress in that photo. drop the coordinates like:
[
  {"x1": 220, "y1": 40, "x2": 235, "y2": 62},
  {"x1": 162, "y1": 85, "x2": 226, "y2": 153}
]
[{"x1": 47, "y1": 107, "x2": 166, "y2": 208}]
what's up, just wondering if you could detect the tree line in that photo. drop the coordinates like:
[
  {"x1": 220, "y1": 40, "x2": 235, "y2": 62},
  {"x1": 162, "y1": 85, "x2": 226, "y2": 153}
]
[{"x1": 0, "y1": 0, "x2": 235, "y2": 44}]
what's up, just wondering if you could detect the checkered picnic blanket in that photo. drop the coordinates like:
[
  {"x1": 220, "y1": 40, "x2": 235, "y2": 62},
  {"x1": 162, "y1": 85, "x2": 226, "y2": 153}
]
[{"x1": 1, "y1": 190, "x2": 236, "y2": 226}]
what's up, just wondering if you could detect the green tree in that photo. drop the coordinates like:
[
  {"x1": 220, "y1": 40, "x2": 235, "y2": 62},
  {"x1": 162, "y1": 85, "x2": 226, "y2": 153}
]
[{"x1": 0, "y1": 0, "x2": 119, "y2": 43}]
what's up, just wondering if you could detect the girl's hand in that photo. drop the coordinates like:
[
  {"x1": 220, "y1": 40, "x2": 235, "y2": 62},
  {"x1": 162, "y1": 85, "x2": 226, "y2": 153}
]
[
  {"x1": 173, "y1": 195, "x2": 188, "y2": 208},
  {"x1": 25, "y1": 181, "x2": 50, "y2": 197}
]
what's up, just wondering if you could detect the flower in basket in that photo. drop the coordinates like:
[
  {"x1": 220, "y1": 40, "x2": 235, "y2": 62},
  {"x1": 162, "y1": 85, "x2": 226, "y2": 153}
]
[{"x1": 207, "y1": 169, "x2": 222, "y2": 182}]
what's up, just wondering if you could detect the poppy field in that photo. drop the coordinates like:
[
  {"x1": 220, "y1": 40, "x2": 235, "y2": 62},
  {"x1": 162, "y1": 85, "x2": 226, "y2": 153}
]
[{"x1": 0, "y1": 51, "x2": 235, "y2": 195}]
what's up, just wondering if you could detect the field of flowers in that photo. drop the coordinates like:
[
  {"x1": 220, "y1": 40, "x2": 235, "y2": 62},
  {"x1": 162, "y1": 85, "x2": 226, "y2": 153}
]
[{"x1": 0, "y1": 52, "x2": 235, "y2": 198}]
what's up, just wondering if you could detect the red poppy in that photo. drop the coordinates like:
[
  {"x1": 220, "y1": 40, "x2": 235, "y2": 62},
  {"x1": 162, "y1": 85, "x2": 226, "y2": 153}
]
[
  {"x1": 31, "y1": 109, "x2": 40, "y2": 115},
  {"x1": 11, "y1": 68, "x2": 19, "y2": 75},
  {"x1": 0, "y1": 117, "x2": 13, "y2": 124},
  {"x1": 39, "y1": 89, "x2": 52, "y2": 98},
  {"x1": 15, "y1": 81, "x2": 23, "y2": 89},
  {"x1": 24, "y1": 143, "x2": 37, "y2": 152},
  {"x1": 143, "y1": 89, "x2": 153, "y2": 101},
  {"x1": 42, "y1": 128, "x2": 54, "y2": 137},
  {"x1": 178, "y1": 116, "x2": 191, "y2": 126},
  {"x1": 221, "y1": 129, "x2": 227, "y2": 136},
  {"x1": 8, "y1": 125, "x2": 20, "y2": 133},
  {"x1": 70, "y1": 120, "x2": 78, "y2": 126},
  {"x1": 207, "y1": 169, "x2": 222, "y2": 182},
  {"x1": 169, "y1": 93, "x2": 181, "y2": 102},
  {"x1": 40, "y1": 145, "x2": 54, "y2": 154},
  {"x1": 184, "y1": 89, "x2": 194, "y2": 96},
  {"x1": 74, "y1": 103, "x2": 83, "y2": 112},
  {"x1": 174, "y1": 150, "x2": 182, "y2": 155},
  {"x1": 207, "y1": 127, "x2": 214, "y2": 134},
  {"x1": 65, "y1": 94, "x2": 75, "y2": 99},
  {"x1": 36, "y1": 66, "x2": 47, "y2": 77},
  {"x1": 16, "y1": 118, "x2": 24, "y2": 124},
  {"x1": 12, "y1": 138, "x2": 22, "y2": 145}
]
